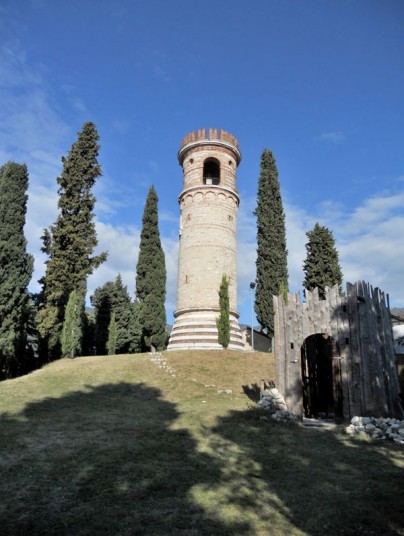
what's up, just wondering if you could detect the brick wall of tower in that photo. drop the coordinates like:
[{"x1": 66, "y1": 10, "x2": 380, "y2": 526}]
[
  {"x1": 177, "y1": 187, "x2": 238, "y2": 311},
  {"x1": 176, "y1": 140, "x2": 240, "y2": 315},
  {"x1": 168, "y1": 129, "x2": 243, "y2": 351}
]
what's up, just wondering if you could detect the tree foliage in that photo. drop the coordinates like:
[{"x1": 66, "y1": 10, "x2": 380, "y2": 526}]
[
  {"x1": 136, "y1": 186, "x2": 167, "y2": 351},
  {"x1": 91, "y1": 281, "x2": 115, "y2": 355},
  {"x1": 91, "y1": 275, "x2": 141, "y2": 355},
  {"x1": 107, "y1": 313, "x2": 117, "y2": 355},
  {"x1": 129, "y1": 300, "x2": 142, "y2": 354},
  {"x1": 61, "y1": 289, "x2": 84, "y2": 358},
  {"x1": 37, "y1": 122, "x2": 107, "y2": 359},
  {"x1": 302, "y1": 222, "x2": 343, "y2": 299},
  {"x1": 0, "y1": 162, "x2": 34, "y2": 379},
  {"x1": 254, "y1": 149, "x2": 288, "y2": 338},
  {"x1": 216, "y1": 275, "x2": 230, "y2": 349}
]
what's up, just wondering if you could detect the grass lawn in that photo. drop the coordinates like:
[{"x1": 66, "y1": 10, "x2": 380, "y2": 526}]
[{"x1": 0, "y1": 350, "x2": 403, "y2": 535}]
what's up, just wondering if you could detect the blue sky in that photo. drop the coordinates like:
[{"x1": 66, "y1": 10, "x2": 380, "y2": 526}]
[{"x1": 1, "y1": 0, "x2": 403, "y2": 325}]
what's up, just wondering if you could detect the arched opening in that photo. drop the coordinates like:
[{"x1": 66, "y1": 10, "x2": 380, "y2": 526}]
[
  {"x1": 301, "y1": 333, "x2": 342, "y2": 418},
  {"x1": 203, "y1": 158, "x2": 220, "y2": 185}
]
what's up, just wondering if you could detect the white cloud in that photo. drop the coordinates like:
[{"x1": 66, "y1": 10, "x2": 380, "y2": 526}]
[
  {"x1": 317, "y1": 131, "x2": 345, "y2": 143},
  {"x1": 341, "y1": 193, "x2": 404, "y2": 234},
  {"x1": 87, "y1": 222, "x2": 140, "y2": 299}
]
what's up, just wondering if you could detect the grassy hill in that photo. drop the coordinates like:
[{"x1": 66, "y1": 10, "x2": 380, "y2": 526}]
[{"x1": 1, "y1": 350, "x2": 403, "y2": 535}]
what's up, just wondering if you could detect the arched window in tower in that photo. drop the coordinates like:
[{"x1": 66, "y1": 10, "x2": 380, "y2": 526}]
[{"x1": 203, "y1": 158, "x2": 220, "y2": 185}]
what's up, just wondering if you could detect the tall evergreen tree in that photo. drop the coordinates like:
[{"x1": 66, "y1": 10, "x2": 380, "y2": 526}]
[
  {"x1": 91, "y1": 281, "x2": 115, "y2": 355},
  {"x1": 129, "y1": 300, "x2": 142, "y2": 354},
  {"x1": 136, "y1": 186, "x2": 167, "y2": 351},
  {"x1": 82, "y1": 309, "x2": 96, "y2": 356},
  {"x1": 254, "y1": 149, "x2": 288, "y2": 338},
  {"x1": 91, "y1": 275, "x2": 137, "y2": 355},
  {"x1": 107, "y1": 313, "x2": 117, "y2": 355},
  {"x1": 111, "y1": 275, "x2": 134, "y2": 353},
  {"x1": 61, "y1": 289, "x2": 84, "y2": 358},
  {"x1": 303, "y1": 222, "x2": 343, "y2": 299},
  {"x1": 37, "y1": 122, "x2": 107, "y2": 360},
  {"x1": 0, "y1": 162, "x2": 34, "y2": 379},
  {"x1": 216, "y1": 275, "x2": 230, "y2": 349}
]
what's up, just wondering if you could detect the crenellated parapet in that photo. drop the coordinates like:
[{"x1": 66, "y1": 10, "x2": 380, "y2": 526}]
[
  {"x1": 178, "y1": 128, "x2": 241, "y2": 164},
  {"x1": 180, "y1": 128, "x2": 239, "y2": 149}
]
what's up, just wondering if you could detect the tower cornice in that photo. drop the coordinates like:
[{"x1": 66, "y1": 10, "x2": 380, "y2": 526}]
[{"x1": 178, "y1": 184, "x2": 240, "y2": 205}]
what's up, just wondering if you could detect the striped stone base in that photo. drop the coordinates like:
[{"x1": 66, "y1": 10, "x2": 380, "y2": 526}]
[{"x1": 167, "y1": 308, "x2": 245, "y2": 351}]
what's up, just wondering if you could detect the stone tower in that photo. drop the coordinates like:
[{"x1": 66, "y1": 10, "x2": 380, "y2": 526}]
[{"x1": 167, "y1": 128, "x2": 244, "y2": 350}]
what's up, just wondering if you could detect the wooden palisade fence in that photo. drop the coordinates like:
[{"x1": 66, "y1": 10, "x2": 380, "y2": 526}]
[{"x1": 273, "y1": 281, "x2": 403, "y2": 420}]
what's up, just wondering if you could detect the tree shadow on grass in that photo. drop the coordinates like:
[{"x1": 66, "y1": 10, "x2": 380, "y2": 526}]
[
  {"x1": 0, "y1": 382, "x2": 248, "y2": 536},
  {"x1": 210, "y1": 409, "x2": 404, "y2": 536}
]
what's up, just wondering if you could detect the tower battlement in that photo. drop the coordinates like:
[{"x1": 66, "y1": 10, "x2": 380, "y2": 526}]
[
  {"x1": 179, "y1": 129, "x2": 241, "y2": 165},
  {"x1": 180, "y1": 128, "x2": 239, "y2": 149}
]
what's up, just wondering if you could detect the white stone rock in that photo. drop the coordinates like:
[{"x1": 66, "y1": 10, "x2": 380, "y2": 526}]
[
  {"x1": 258, "y1": 398, "x2": 271, "y2": 408},
  {"x1": 276, "y1": 403, "x2": 287, "y2": 411},
  {"x1": 365, "y1": 423, "x2": 376, "y2": 431}
]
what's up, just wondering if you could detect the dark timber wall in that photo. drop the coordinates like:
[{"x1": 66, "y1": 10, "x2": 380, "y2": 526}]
[{"x1": 273, "y1": 281, "x2": 403, "y2": 419}]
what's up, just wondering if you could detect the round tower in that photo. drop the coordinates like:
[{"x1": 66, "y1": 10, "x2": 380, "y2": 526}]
[{"x1": 167, "y1": 128, "x2": 244, "y2": 350}]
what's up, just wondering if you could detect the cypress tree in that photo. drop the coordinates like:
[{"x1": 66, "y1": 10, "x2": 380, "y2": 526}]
[
  {"x1": 91, "y1": 275, "x2": 138, "y2": 355},
  {"x1": 303, "y1": 222, "x2": 343, "y2": 299},
  {"x1": 0, "y1": 162, "x2": 34, "y2": 379},
  {"x1": 216, "y1": 275, "x2": 230, "y2": 349},
  {"x1": 91, "y1": 281, "x2": 115, "y2": 355},
  {"x1": 129, "y1": 300, "x2": 142, "y2": 353},
  {"x1": 254, "y1": 149, "x2": 288, "y2": 338},
  {"x1": 111, "y1": 275, "x2": 134, "y2": 353},
  {"x1": 107, "y1": 313, "x2": 117, "y2": 355},
  {"x1": 136, "y1": 186, "x2": 167, "y2": 351},
  {"x1": 82, "y1": 310, "x2": 96, "y2": 356},
  {"x1": 37, "y1": 122, "x2": 107, "y2": 360},
  {"x1": 61, "y1": 289, "x2": 84, "y2": 358}
]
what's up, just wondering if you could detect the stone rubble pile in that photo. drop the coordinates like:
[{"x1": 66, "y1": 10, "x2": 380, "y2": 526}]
[
  {"x1": 148, "y1": 352, "x2": 177, "y2": 377},
  {"x1": 346, "y1": 416, "x2": 404, "y2": 444},
  {"x1": 258, "y1": 388, "x2": 298, "y2": 422}
]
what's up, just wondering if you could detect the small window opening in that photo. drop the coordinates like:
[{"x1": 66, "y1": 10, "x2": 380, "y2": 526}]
[
  {"x1": 345, "y1": 338, "x2": 349, "y2": 345},
  {"x1": 342, "y1": 305, "x2": 347, "y2": 313},
  {"x1": 187, "y1": 213, "x2": 191, "y2": 221},
  {"x1": 185, "y1": 275, "x2": 189, "y2": 284},
  {"x1": 203, "y1": 158, "x2": 220, "y2": 185},
  {"x1": 290, "y1": 342, "x2": 294, "y2": 349}
]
